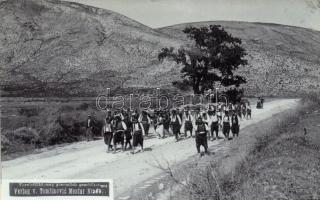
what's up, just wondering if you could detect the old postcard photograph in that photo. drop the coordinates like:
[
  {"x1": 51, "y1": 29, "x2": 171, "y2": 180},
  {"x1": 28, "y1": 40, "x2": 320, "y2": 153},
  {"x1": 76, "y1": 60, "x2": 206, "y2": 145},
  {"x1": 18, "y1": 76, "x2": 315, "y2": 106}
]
[{"x1": 1, "y1": 0, "x2": 320, "y2": 199}]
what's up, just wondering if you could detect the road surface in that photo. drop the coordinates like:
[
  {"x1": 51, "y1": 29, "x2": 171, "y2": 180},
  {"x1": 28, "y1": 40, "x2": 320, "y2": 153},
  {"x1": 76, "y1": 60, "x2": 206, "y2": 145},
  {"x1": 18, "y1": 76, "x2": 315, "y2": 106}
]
[{"x1": 1, "y1": 99, "x2": 299, "y2": 198}]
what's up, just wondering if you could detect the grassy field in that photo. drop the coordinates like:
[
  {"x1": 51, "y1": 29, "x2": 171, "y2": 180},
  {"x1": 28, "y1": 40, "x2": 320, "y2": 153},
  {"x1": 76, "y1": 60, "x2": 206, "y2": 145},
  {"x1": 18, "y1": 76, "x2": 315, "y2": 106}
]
[{"x1": 0, "y1": 97, "x2": 104, "y2": 160}]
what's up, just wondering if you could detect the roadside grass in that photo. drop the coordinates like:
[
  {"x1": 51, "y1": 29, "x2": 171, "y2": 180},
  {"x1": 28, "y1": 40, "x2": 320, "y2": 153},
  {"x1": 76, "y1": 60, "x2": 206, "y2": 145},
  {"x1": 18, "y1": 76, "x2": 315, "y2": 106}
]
[
  {"x1": 155, "y1": 92, "x2": 320, "y2": 200},
  {"x1": 211, "y1": 94, "x2": 319, "y2": 200},
  {"x1": 227, "y1": 109, "x2": 320, "y2": 200}
]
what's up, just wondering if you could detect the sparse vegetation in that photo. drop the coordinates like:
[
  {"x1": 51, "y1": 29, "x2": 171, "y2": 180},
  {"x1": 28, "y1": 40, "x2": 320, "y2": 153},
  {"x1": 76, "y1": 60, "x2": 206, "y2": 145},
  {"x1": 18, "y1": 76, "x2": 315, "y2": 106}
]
[{"x1": 0, "y1": 99, "x2": 104, "y2": 160}]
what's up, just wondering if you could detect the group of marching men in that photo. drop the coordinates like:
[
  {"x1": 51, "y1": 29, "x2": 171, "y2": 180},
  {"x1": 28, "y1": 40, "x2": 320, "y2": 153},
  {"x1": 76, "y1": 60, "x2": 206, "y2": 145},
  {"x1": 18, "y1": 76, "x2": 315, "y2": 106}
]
[{"x1": 86, "y1": 102, "x2": 252, "y2": 155}]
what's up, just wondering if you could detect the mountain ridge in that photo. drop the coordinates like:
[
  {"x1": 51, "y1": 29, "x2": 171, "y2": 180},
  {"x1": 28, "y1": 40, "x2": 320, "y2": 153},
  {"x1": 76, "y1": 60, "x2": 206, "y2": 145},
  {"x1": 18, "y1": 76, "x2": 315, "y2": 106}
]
[{"x1": 1, "y1": 0, "x2": 319, "y2": 97}]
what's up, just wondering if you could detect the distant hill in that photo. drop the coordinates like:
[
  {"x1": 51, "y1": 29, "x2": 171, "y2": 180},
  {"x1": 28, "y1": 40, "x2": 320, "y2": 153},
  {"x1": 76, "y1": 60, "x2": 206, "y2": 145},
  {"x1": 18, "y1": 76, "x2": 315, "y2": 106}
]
[
  {"x1": 158, "y1": 21, "x2": 320, "y2": 97},
  {"x1": 1, "y1": 0, "x2": 320, "y2": 97}
]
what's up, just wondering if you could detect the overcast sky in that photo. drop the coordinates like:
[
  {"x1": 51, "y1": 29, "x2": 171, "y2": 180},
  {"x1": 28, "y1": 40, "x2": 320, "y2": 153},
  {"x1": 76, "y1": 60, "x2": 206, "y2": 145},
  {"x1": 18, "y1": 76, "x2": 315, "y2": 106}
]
[{"x1": 67, "y1": 0, "x2": 320, "y2": 31}]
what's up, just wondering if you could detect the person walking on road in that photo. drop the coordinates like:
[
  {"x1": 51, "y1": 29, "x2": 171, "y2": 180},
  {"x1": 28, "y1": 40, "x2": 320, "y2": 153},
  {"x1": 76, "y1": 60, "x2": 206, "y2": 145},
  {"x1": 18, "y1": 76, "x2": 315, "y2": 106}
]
[
  {"x1": 246, "y1": 103, "x2": 252, "y2": 119},
  {"x1": 131, "y1": 114, "x2": 145, "y2": 154},
  {"x1": 223, "y1": 111, "x2": 231, "y2": 140},
  {"x1": 123, "y1": 112, "x2": 133, "y2": 151},
  {"x1": 155, "y1": 112, "x2": 165, "y2": 138},
  {"x1": 163, "y1": 111, "x2": 171, "y2": 138},
  {"x1": 139, "y1": 110, "x2": 151, "y2": 137},
  {"x1": 102, "y1": 115, "x2": 113, "y2": 152},
  {"x1": 113, "y1": 114, "x2": 127, "y2": 153},
  {"x1": 86, "y1": 115, "x2": 94, "y2": 141},
  {"x1": 208, "y1": 109, "x2": 219, "y2": 140},
  {"x1": 170, "y1": 109, "x2": 182, "y2": 142},
  {"x1": 231, "y1": 111, "x2": 240, "y2": 138},
  {"x1": 195, "y1": 117, "x2": 209, "y2": 156},
  {"x1": 183, "y1": 109, "x2": 194, "y2": 138}
]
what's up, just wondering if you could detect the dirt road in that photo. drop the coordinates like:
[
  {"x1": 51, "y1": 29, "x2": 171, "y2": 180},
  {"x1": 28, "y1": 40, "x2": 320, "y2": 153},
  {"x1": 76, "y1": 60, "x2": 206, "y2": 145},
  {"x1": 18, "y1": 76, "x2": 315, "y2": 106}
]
[{"x1": 1, "y1": 99, "x2": 299, "y2": 198}]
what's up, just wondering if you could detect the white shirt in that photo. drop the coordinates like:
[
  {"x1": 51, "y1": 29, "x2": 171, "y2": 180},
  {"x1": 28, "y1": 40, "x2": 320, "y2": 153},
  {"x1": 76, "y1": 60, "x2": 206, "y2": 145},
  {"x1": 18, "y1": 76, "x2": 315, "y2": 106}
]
[
  {"x1": 104, "y1": 123, "x2": 112, "y2": 132},
  {"x1": 223, "y1": 116, "x2": 230, "y2": 122},
  {"x1": 133, "y1": 122, "x2": 145, "y2": 135},
  {"x1": 210, "y1": 115, "x2": 219, "y2": 123}
]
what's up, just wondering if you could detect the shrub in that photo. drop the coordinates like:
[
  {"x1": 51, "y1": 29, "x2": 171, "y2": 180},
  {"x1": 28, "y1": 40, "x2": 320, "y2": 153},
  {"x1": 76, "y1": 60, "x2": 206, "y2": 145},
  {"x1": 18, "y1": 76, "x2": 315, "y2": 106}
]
[
  {"x1": 18, "y1": 107, "x2": 42, "y2": 117},
  {"x1": 39, "y1": 123, "x2": 80, "y2": 146},
  {"x1": 1, "y1": 133, "x2": 11, "y2": 153},
  {"x1": 76, "y1": 103, "x2": 90, "y2": 110},
  {"x1": 59, "y1": 105, "x2": 75, "y2": 112},
  {"x1": 1, "y1": 127, "x2": 40, "y2": 156},
  {"x1": 12, "y1": 127, "x2": 40, "y2": 144}
]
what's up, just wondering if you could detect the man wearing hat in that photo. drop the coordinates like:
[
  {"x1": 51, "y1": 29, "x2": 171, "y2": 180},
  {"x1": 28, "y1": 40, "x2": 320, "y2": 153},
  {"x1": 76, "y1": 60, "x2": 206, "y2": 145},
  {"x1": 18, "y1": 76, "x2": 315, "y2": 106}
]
[
  {"x1": 231, "y1": 110, "x2": 240, "y2": 138},
  {"x1": 195, "y1": 116, "x2": 209, "y2": 155},
  {"x1": 131, "y1": 113, "x2": 145, "y2": 154},
  {"x1": 102, "y1": 115, "x2": 113, "y2": 152},
  {"x1": 241, "y1": 103, "x2": 247, "y2": 119},
  {"x1": 113, "y1": 113, "x2": 127, "y2": 153},
  {"x1": 208, "y1": 107, "x2": 219, "y2": 140},
  {"x1": 123, "y1": 111, "x2": 133, "y2": 150},
  {"x1": 183, "y1": 109, "x2": 194, "y2": 138},
  {"x1": 155, "y1": 111, "x2": 164, "y2": 138},
  {"x1": 163, "y1": 110, "x2": 171, "y2": 138},
  {"x1": 170, "y1": 109, "x2": 182, "y2": 142},
  {"x1": 139, "y1": 110, "x2": 151, "y2": 137},
  {"x1": 223, "y1": 111, "x2": 231, "y2": 140},
  {"x1": 246, "y1": 103, "x2": 252, "y2": 119}
]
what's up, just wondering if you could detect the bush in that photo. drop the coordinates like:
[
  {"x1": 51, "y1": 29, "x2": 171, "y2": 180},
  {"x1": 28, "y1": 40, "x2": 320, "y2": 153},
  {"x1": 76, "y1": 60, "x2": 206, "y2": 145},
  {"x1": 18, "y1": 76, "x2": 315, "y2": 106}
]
[
  {"x1": 76, "y1": 103, "x2": 90, "y2": 110},
  {"x1": 1, "y1": 133, "x2": 11, "y2": 153},
  {"x1": 2, "y1": 102, "x2": 105, "y2": 158},
  {"x1": 39, "y1": 123, "x2": 80, "y2": 146},
  {"x1": 59, "y1": 105, "x2": 75, "y2": 112},
  {"x1": 1, "y1": 127, "x2": 40, "y2": 156},
  {"x1": 18, "y1": 107, "x2": 42, "y2": 117},
  {"x1": 13, "y1": 127, "x2": 39, "y2": 144}
]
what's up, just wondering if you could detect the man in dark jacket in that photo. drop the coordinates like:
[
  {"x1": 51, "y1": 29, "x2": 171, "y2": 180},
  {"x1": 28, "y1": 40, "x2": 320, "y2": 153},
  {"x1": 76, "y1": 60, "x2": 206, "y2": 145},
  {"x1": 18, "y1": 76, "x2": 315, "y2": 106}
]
[
  {"x1": 102, "y1": 115, "x2": 113, "y2": 152},
  {"x1": 223, "y1": 111, "x2": 231, "y2": 140},
  {"x1": 113, "y1": 114, "x2": 127, "y2": 153},
  {"x1": 195, "y1": 117, "x2": 209, "y2": 156},
  {"x1": 231, "y1": 111, "x2": 240, "y2": 137},
  {"x1": 170, "y1": 109, "x2": 182, "y2": 142},
  {"x1": 123, "y1": 111, "x2": 132, "y2": 150},
  {"x1": 139, "y1": 110, "x2": 151, "y2": 137},
  {"x1": 163, "y1": 111, "x2": 171, "y2": 138},
  {"x1": 131, "y1": 114, "x2": 145, "y2": 154},
  {"x1": 86, "y1": 115, "x2": 94, "y2": 141}
]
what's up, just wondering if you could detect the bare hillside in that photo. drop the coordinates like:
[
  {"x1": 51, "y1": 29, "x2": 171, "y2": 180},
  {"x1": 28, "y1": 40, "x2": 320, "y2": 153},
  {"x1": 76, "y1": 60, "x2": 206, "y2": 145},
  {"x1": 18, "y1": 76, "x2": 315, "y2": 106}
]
[
  {"x1": 0, "y1": 0, "x2": 183, "y2": 96},
  {"x1": 1, "y1": 0, "x2": 319, "y2": 97}
]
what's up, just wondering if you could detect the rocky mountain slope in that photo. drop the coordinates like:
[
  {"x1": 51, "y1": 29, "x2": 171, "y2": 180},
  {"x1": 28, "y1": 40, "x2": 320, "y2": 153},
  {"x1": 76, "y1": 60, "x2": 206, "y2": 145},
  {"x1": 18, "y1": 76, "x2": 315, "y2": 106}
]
[
  {"x1": 1, "y1": 0, "x2": 319, "y2": 97},
  {"x1": 0, "y1": 0, "x2": 183, "y2": 96}
]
